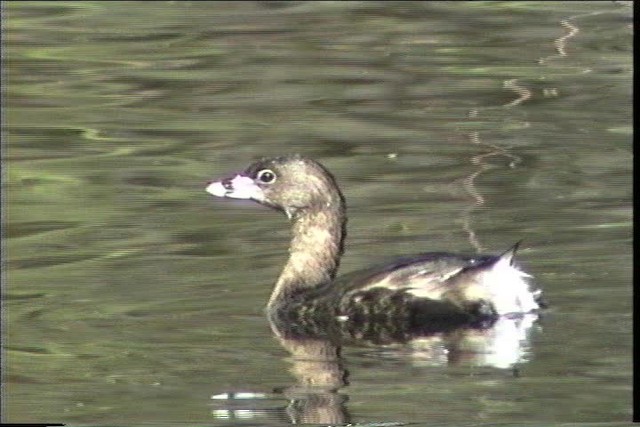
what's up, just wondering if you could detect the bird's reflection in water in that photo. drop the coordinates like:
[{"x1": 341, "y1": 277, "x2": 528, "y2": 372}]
[{"x1": 209, "y1": 312, "x2": 542, "y2": 424}]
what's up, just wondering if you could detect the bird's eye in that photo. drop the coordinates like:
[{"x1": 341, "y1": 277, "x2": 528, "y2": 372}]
[{"x1": 256, "y1": 169, "x2": 276, "y2": 184}]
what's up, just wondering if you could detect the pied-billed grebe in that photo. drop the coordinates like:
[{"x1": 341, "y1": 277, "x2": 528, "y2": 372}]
[{"x1": 206, "y1": 155, "x2": 543, "y2": 326}]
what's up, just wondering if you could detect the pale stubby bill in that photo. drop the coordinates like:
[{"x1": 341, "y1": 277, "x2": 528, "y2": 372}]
[{"x1": 206, "y1": 175, "x2": 263, "y2": 200}]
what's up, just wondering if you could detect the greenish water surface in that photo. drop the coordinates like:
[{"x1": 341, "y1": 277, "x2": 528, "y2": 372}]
[{"x1": 4, "y1": 1, "x2": 632, "y2": 425}]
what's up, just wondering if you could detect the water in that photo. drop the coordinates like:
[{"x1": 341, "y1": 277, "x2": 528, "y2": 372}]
[{"x1": 4, "y1": 1, "x2": 632, "y2": 425}]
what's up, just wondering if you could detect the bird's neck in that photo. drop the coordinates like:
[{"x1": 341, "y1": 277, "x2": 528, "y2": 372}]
[{"x1": 268, "y1": 202, "x2": 346, "y2": 309}]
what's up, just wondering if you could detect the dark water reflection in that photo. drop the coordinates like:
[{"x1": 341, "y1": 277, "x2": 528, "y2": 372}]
[
  {"x1": 208, "y1": 312, "x2": 542, "y2": 424},
  {"x1": 4, "y1": 1, "x2": 632, "y2": 425}
]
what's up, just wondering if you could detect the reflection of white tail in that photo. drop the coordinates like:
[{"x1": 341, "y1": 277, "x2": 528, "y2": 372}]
[
  {"x1": 477, "y1": 314, "x2": 539, "y2": 369},
  {"x1": 409, "y1": 313, "x2": 540, "y2": 369}
]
